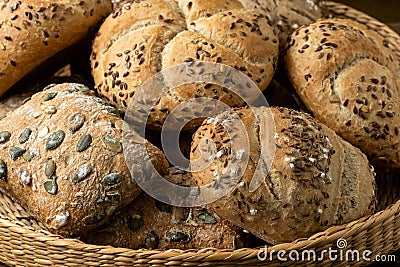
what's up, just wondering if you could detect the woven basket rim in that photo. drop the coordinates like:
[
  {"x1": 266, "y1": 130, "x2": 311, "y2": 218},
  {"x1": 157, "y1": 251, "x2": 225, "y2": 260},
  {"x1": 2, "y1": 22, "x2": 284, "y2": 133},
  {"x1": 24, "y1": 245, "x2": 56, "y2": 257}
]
[{"x1": 1, "y1": 1, "x2": 400, "y2": 266}]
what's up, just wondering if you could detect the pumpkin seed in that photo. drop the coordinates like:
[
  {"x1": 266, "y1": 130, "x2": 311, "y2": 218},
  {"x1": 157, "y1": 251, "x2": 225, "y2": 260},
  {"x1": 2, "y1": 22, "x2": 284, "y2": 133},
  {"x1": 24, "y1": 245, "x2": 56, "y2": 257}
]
[
  {"x1": 155, "y1": 200, "x2": 172, "y2": 213},
  {"x1": 166, "y1": 230, "x2": 190, "y2": 242},
  {"x1": 144, "y1": 231, "x2": 160, "y2": 249},
  {"x1": 43, "y1": 84, "x2": 56, "y2": 91},
  {"x1": 127, "y1": 214, "x2": 143, "y2": 233},
  {"x1": 55, "y1": 212, "x2": 69, "y2": 229},
  {"x1": 101, "y1": 173, "x2": 123, "y2": 186},
  {"x1": 197, "y1": 211, "x2": 217, "y2": 224},
  {"x1": 43, "y1": 92, "x2": 57, "y2": 101},
  {"x1": 18, "y1": 128, "x2": 31, "y2": 144},
  {"x1": 44, "y1": 106, "x2": 57, "y2": 114},
  {"x1": 46, "y1": 130, "x2": 65, "y2": 150},
  {"x1": 104, "y1": 106, "x2": 119, "y2": 115},
  {"x1": 0, "y1": 160, "x2": 7, "y2": 182},
  {"x1": 102, "y1": 136, "x2": 122, "y2": 153},
  {"x1": 9, "y1": 147, "x2": 26, "y2": 161},
  {"x1": 69, "y1": 113, "x2": 85, "y2": 133},
  {"x1": 75, "y1": 84, "x2": 90, "y2": 93},
  {"x1": 73, "y1": 165, "x2": 91, "y2": 183},
  {"x1": 65, "y1": 88, "x2": 76, "y2": 93},
  {"x1": 77, "y1": 134, "x2": 92, "y2": 152},
  {"x1": 0, "y1": 131, "x2": 11, "y2": 143},
  {"x1": 20, "y1": 170, "x2": 31, "y2": 185},
  {"x1": 105, "y1": 191, "x2": 121, "y2": 202},
  {"x1": 45, "y1": 159, "x2": 56, "y2": 177},
  {"x1": 23, "y1": 149, "x2": 36, "y2": 162},
  {"x1": 83, "y1": 212, "x2": 105, "y2": 225},
  {"x1": 44, "y1": 178, "x2": 58, "y2": 195}
]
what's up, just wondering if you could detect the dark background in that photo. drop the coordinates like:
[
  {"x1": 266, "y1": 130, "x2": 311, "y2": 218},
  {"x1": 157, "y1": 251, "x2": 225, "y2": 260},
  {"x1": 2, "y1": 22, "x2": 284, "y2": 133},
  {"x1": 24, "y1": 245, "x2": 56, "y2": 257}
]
[{"x1": 336, "y1": 0, "x2": 400, "y2": 23}]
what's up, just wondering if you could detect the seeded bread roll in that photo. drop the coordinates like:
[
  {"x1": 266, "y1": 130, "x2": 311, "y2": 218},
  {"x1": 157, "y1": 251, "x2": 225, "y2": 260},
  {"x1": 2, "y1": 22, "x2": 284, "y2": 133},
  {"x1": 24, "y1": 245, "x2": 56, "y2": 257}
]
[
  {"x1": 91, "y1": 0, "x2": 279, "y2": 128},
  {"x1": 190, "y1": 106, "x2": 377, "y2": 244},
  {"x1": 82, "y1": 168, "x2": 258, "y2": 250},
  {"x1": 0, "y1": 0, "x2": 112, "y2": 95},
  {"x1": 285, "y1": 18, "x2": 400, "y2": 168},
  {"x1": 0, "y1": 83, "x2": 168, "y2": 237},
  {"x1": 239, "y1": 0, "x2": 324, "y2": 51}
]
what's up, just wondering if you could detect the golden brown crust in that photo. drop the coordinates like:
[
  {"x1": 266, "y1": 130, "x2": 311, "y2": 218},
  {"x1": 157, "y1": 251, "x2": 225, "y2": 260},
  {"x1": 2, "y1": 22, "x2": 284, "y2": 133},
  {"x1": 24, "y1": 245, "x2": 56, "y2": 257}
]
[
  {"x1": 82, "y1": 168, "x2": 257, "y2": 250},
  {"x1": 285, "y1": 18, "x2": 400, "y2": 168},
  {"x1": 239, "y1": 0, "x2": 324, "y2": 50},
  {"x1": 0, "y1": 0, "x2": 112, "y2": 95},
  {"x1": 190, "y1": 106, "x2": 376, "y2": 244},
  {"x1": 91, "y1": 0, "x2": 279, "y2": 128},
  {"x1": 0, "y1": 83, "x2": 168, "y2": 237}
]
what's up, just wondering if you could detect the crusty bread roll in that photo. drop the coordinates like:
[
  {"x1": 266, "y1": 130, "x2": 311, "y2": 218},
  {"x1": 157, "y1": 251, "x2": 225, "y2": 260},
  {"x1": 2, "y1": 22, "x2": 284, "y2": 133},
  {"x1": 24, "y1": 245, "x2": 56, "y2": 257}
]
[
  {"x1": 285, "y1": 18, "x2": 400, "y2": 168},
  {"x1": 0, "y1": 83, "x2": 168, "y2": 236},
  {"x1": 190, "y1": 106, "x2": 377, "y2": 244},
  {"x1": 0, "y1": 0, "x2": 112, "y2": 95},
  {"x1": 82, "y1": 168, "x2": 260, "y2": 250},
  {"x1": 91, "y1": 0, "x2": 279, "y2": 128},
  {"x1": 239, "y1": 0, "x2": 325, "y2": 51}
]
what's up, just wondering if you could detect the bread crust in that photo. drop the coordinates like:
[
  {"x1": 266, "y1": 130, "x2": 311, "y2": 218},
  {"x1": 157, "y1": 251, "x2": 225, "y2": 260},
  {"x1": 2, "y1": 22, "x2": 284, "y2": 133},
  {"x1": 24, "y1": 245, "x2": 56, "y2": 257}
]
[
  {"x1": 0, "y1": 83, "x2": 168, "y2": 236},
  {"x1": 0, "y1": 0, "x2": 112, "y2": 95},
  {"x1": 285, "y1": 18, "x2": 400, "y2": 167},
  {"x1": 82, "y1": 168, "x2": 257, "y2": 250},
  {"x1": 190, "y1": 106, "x2": 376, "y2": 244},
  {"x1": 239, "y1": 0, "x2": 324, "y2": 51},
  {"x1": 91, "y1": 0, "x2": 279, "y2": 128}
]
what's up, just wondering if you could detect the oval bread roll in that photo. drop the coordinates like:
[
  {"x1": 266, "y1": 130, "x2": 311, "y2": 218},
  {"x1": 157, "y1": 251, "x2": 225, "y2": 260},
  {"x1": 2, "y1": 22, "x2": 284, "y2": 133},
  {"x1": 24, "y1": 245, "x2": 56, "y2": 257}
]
[
  {"x1": 190, "y1": 106, "x2": 377, "y2": 244},
  {"x1": 0, "y1": 0, "x2": 112, "y2": 95},
  {"x1": 285, "y1": 18, "x2": 400, "y2": 167}
]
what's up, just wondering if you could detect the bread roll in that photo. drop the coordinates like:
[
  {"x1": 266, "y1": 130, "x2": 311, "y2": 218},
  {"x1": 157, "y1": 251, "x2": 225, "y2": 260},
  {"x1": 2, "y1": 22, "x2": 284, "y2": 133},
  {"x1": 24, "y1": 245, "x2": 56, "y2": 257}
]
[
  {"x1": 91, "y1": 0, "x2": 279, "y2": 128},
  {"x1": 285, "y1": 18, "x2": 400, "y2": 167},
  {"x1": 190, "y1": 106, "x2": 377, "y2": 244},
  {"x1": 0, "y1": 0, "x2": 112, "y2": 95},
  {"x1": 82, "y1": 168, "x2": 259, "y2": 250},
  {"x1": 0, "y1": 83, "x2": 168, "y2": 236}
]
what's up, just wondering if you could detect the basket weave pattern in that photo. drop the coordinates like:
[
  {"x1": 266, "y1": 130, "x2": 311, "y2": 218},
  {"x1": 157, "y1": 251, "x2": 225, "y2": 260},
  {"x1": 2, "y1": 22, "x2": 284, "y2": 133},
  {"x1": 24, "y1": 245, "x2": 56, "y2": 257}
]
[{"x1": 0, "y1": 2, "x2": 400, "y2": 266}]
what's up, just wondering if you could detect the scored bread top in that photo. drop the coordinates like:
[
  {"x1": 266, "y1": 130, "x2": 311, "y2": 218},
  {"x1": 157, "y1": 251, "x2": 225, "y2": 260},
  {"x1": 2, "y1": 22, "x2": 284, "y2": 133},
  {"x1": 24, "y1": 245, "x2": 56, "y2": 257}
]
[
  {"x1": 190, "y1": 106, "x2": 376, "y2": 244},
  {"x1": 91, "y1": 0, "x2": 279, "y2": 129},
  {"x1": 0, "y1": 83, "x2": 168, "y2": 237},
  {"x1": 0, "y1": 0, "x2": 112, "y2": 95},
  {"x1": 285, "y1": 18, "x2": 400, "y2": 168}
]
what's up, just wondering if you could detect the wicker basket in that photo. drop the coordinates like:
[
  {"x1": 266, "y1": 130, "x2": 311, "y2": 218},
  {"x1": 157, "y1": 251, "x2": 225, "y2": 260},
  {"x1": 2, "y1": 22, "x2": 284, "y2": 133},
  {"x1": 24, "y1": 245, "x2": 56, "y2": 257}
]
[{"x1": 1, "y1": 2, "x2": 400, "y2": 266}]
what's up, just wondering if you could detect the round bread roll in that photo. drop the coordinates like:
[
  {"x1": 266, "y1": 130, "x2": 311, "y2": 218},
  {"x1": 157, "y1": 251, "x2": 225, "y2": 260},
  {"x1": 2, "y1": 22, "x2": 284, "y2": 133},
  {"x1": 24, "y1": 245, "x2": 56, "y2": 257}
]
[
  {"x1": 190, "y1": 106, "x2": 377, "y2": 244},
  {"x1": 239, "y1": 0, "x2": 325, "y2": 51},
  {"x1": 285, "y1": 18, "x2": 400, "y2": 168},
  {"x1": 0, "y1": 83, "x2": 168, "y2": 237},
  {"x1": 91, "y1": 0, "x2": 279, "y2": 128},
  {"x1": 0, "y1": 0, "x2": 112, "y2": 95},
  {"x1": 82, "y1": 168, "x2": 260, "y2": 250}
]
